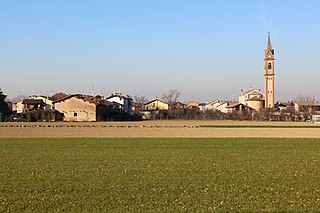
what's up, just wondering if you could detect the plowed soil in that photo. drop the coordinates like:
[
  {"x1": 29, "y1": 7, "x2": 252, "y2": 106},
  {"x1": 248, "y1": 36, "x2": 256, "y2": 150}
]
[{"x1": 1, "y1": 121, "x2": 319, "y2": 138}]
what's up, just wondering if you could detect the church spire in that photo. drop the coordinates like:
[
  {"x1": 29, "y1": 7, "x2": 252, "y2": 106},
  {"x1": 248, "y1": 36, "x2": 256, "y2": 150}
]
[
  {"x1": 266, "y1": 32, "x2": 272, "y2": 52},
  {"x1": 264, "y1": 32, "x2": 275, "y2": 109}
]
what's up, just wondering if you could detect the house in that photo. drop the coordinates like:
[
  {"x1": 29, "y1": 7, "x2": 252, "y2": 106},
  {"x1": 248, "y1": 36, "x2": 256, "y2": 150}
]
[
  {"x1": 186, "y1": 101, "x2": 199, "y2": 109},
  {"x1": 275, "y1": 101, "x2": 292, "y2": 111},
  {"x1": 144, "y1": 99, "x2": 169, "y2": 111},
  {"x1": 14, "y1": 101, "x2": 25, "y2": 114},
  {"x1": 53, "y1": 95, "x2": 98, "y2": 122},
  {"x1": 53, "y1": 94, "x2": 138, "y2": 122},
  {"x1": 97, "y1": 99, "x2": 140, "y2": 121},
  {"x1": 33, "y1": 96, "x2": 54, "y2": 110},
  {"x1": 226, "y1": 102, "x2": 255, "y2": 113},
  {"x1": 199, "y1": 103, "x2": 206, "y2": 112},
  {"x1": 13, "y1": 93, "x2": 68, "y2": 114},
  {"x1": 50, "y1": 92, "x2": 68, "y2": 102},
  {"x1": 20, "y1": 99, "x2": 45, "y2": 112},
  {"x1": 239, "y1": 89, "x2": 264, "y2": 111},
  {"x1": 217, "y1": 102, "x2": 230, "y2": 113},
  {"x1": 106, "y1": 93, "x2": 133, "y2": 113},
  {"x1": 171, "y1": 101, "x2": 186, "y2": 110},
  {"x1": 204, "y1": 100, "x2": 223, "y2": 111}
]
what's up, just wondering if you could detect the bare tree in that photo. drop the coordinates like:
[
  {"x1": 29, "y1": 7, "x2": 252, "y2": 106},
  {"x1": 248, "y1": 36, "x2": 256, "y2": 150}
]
[
  {"x1": 294, "y1": 95, "x2": 318, "y2": 121},
  {"x1": 133, "y1": 95, "x2": 148, "y2": 111},
  {"x1": 295, "y1": 95, "x2": 315, "y2": 104},
  {"x1": 162, "y1": 89, "x2": 181, "y2": 107},
  {"x1": 9, "y1": 94, "x2": 28, "y2": 103},
  {"x1": 294, "y1": 95, "x2": 317, "y2": 112}
]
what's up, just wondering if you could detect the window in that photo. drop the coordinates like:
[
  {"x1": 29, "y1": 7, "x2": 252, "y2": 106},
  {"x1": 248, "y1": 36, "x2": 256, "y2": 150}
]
[
  {"x1": 74, "y1": 112, "x2": 78, "y2": 117},
  {"x1": 268, "y1": 63, "x2": 272, "y2": 69}
]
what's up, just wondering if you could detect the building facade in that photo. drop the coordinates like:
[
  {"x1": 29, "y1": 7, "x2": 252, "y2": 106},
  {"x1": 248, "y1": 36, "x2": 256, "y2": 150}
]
[
  {"x1": 239, "y1": 89, "x2": 264, "y2": 111},
  {"x1": 106, "y1": 93, "x2": 133, "y2": 113},
  {"x1": 186, "y1": 101, "x2": 199, "y2": 109},
  {"x1": 144, "y1": 99, "x2": 169, "y2": 111},
  {"x1": 204, "y1": 100, "x2": 222, "y2": 111},
  {"x1": 54, "y1": 95, "x2": 97, "y2": 122},
  {"x1": 264, "y1": 34, "x2": 275, "y2": 108}
]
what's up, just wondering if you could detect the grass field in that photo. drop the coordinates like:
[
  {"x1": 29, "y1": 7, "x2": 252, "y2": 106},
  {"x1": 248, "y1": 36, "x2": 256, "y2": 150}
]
[{"x1": 1, "y1": 138, "x2": 320, "y2": 212}]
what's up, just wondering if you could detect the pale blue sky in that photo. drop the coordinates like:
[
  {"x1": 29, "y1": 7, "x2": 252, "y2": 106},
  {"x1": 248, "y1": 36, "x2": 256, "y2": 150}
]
[{"x1": 0, "y1": 0, "x2": 319, "y2": 102}]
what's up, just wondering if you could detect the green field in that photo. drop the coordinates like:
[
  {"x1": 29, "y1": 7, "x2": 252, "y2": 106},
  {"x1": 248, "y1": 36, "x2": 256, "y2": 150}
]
[{"x1": 1, "y1": 138, "x2": 320, "y2": 212}]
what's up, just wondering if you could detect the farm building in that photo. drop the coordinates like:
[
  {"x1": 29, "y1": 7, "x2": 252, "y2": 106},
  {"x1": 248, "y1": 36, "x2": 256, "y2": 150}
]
[
  {"x1": 53, "y1": 95, "x2": 98, "y2": 122},
  {"x1": 53, "y1": 94, "x2": 137, "y2": 122}
]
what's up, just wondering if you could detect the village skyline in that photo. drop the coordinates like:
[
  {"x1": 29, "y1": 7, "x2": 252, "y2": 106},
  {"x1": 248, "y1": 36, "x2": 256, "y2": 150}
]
[{"x1": 1, "y1": 1, "x2": 319, "y2": 101}]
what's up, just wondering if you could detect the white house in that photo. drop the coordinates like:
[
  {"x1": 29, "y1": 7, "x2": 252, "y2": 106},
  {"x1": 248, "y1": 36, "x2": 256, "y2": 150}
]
[
  {"x1": 199, "y1": 103, "x2": 206, "y2": 112},
  {"x1": 106, "y1": 93, "x2": 133, "y2": 113},
  {"x1": 204, "y1": 100, "x2": 223, "y2": 111},
  {"x1": 216, "y1": 102, "x2": 230, "y2": 113}
]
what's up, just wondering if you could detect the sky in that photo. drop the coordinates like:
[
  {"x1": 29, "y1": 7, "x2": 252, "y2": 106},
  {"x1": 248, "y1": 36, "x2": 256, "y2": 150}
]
[{"x1": 0, "y1": 0, "x2": 319, "y2": 102}]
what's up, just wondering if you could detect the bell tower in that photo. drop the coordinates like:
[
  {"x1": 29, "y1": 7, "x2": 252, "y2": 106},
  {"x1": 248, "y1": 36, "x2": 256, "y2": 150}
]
[{"x1": 264, "y1": 33, "x2": 275, "y2": 108}]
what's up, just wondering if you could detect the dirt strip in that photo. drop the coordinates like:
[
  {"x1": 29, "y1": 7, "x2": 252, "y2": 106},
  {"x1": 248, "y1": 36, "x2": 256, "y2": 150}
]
[
  {"x1": 1, "y1": 120, "x2": 318, "y2": 128},
  {"x1": 1, "y1": 121, "x2": 319, "y2": 138}
]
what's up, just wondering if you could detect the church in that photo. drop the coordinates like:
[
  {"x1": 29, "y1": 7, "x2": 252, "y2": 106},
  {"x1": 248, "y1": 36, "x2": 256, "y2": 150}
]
[{"x1": 237, "y1": 34, "x2": 275, "y2": 111}]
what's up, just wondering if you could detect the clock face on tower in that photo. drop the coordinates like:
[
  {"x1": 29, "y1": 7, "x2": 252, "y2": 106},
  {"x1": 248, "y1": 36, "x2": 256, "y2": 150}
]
[{"x1": 268, "y1": 55, "x2": 272, "y2": 59}]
